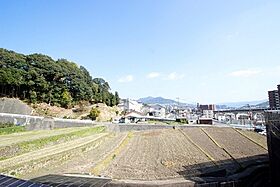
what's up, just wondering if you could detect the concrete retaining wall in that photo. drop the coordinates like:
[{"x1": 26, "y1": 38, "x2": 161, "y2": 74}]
[
  {"x1": 0, "y1": 98, "x2": 33, "y2": 115},
  {"x1": 0, "y1": 113, "x2": 96, "y2": 130},
  {"x1": 0, "y1": 113, "x2": 220, "y2": 132},
  {"x1": 105, "y1": 124, "x2": 214, "y2": 132}
]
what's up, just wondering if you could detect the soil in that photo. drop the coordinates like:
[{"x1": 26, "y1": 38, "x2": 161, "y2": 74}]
[
  {"x1": 102, "y1": 129, "x2": 212, "y2": 180},
  {"x1": 32, "y1": 102, "x2": 121, "y2": 121},
  {"x1": 101, "y1": 128, "x2": 268, "y2": 180},
  {"x1": 201, "y1": 127, "x2": 267, "y2": 159},
  {"x1": 235, "y1": 129, "x2": 267, "y2": 149},
  {"x1": 31, "y1": 103, "x2": 73, "y2": 118},
  {"x1": 182, "y1": 127, "x2": 232, "y2": 161},
  {"x1": 0, "y1": 127, "x2": 268, "y2": 181}
]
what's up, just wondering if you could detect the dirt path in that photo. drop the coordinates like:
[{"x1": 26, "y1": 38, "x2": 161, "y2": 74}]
[
  {"x1": 0, "y1": 133, "x2": 108, "y2": 170},
  {"x1": 0, "y1": 127, "x2": 92, "y2": 147}
]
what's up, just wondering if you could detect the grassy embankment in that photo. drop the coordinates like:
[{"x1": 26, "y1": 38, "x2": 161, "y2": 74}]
[
  {"x1": 0, "y1": 123, "x2": 26, "y2": 135},
  {"x1": 0, "y1": 126, "x2": 105, "y2": 161}
]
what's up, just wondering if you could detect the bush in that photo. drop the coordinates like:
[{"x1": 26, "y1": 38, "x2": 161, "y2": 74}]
[
  {"x1": 0, "y1": 122, "x2": 14, "y2": 128},
  {"x1": 175, "y1": 118, "x2": 188, "y2": 124},
  {"x1": 88, "y1": 107, "x2": 100, "y2": 120},
  {"x1": 29, "y1": 90, "x2": 37, "y2": 103}
]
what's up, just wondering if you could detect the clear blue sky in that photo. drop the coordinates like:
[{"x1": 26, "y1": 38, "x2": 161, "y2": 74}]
[{"x1": 1, "y1": 0, "x2": 280, "y2": 103}]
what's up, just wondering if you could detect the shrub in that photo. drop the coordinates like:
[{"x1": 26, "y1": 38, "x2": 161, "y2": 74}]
[
  {"x1": 60, "y1": 90, "x2": 72, "y2": 108},
  {"x1": 176, "y1": 118, "x2": 188, "y2": 124},
  {"x1": 0, "y1": 122, "x2": 14, "y2": 128},
  {"x1": 88, "y1": 107, "x2": 100, "y2": 120}
]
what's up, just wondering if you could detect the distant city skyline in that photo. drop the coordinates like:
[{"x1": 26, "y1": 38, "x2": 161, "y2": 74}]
[{"x1": 1, "y1": 0, "x2": 280, "y2": 103}]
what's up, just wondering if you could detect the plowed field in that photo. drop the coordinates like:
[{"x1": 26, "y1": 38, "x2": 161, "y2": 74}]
[
  {"x1": 101, "y1": 128, "x2": 267, "y2": 180},
  {"x1": 0, "y1": 126, "x2": 267, "y2": 181}
]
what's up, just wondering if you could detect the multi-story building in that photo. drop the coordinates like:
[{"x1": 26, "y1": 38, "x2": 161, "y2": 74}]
[
  {"x1": 208, "y1": 104, "x2": 216, "y2": 111},
  {"x1": 199, "y1": 104, "x2": 209, "y2": 111},
  {"x1": 268, "y1": 90, "x2": 280, "y2": 110},
  {"x1": 118, "y1": 98, "x2": 143, "y2": 113},
  {"x1": 203, "y1": 110, "x2": 214, "y2": 118},
  {"x1": 197, "y1": 104, "x2": 215, "y2": 118},
  {"x1": 197, "y1": 104, "x2": 216, "y2": 112}
]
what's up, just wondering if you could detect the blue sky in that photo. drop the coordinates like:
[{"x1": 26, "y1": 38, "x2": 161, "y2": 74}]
[{"x1": 1, "y1": 0, "x2": 280, "y2": 103}]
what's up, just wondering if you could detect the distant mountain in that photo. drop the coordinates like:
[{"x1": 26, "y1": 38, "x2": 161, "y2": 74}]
[
  {"x1": 217, "y1": 99, "x2": 268, "y2": 108},
  {"x1": 138, "y1": 97, "x2": 269, "y2": 109},
  {"x1": 254, "y1": 101, "x2": 269, "y2": 108},
  {"x1": 238, "y1": 101, "x2": 269, "y2": 109},
  {"x1": 137, "y1": 97, "x2": 195, "y2": 107},
  {"x1": 138, "y1": 97, "x2": 178, "y2": 105}
]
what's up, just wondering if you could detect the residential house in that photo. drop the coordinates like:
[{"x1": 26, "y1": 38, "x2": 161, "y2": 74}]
[{"x1": 147, "y1": 104, "x2": 166, "y2": 118}]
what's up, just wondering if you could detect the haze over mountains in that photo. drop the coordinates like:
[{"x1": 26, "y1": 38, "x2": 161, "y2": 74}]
[
  {"x1": 218, "y1": 100, "x2": 268, "y2": 108},
  {"x1": 138, "y1": 96, "x2": 268, "y2": 109},
  {"x1": 138, "y1": 97, "x2": 179, "y2": 105}
]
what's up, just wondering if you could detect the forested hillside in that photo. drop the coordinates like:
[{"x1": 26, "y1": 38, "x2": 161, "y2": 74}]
[{"x1": 0, "y1": 48, "x2": 120, "y2": 108}]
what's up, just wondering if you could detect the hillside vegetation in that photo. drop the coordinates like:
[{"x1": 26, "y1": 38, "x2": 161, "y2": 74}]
[{"x1": 0, "y1": 48, "x2": 120, "y2": 108}]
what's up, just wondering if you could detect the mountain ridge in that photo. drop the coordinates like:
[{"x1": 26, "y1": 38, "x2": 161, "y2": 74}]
[
  {"x1": 217, "y1": 99, "x2": 268, "y2": 108},
  {"x1": 137, "y1": 97, "x2": 178, "y2": 105},
  {"x1": 138, "y1": 96, "x2": 268, "y2": 108}
]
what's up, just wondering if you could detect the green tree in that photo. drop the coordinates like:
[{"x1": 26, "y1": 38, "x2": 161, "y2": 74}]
[
  {"x1": 29, "y1": 90, "x2": 37, "y2": 103},
  {"x1": 114, "y1": 91, "x2": 120, "y2": 105},
  {"x1": 60, "y1": 89, "x2": 72, "y2": 108},
  {"x1": 0, "y1": 48, "x2": 120, "y2": 108}
]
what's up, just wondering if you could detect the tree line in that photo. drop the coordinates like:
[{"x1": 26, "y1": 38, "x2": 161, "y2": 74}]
[{"x1": 0, "y1": 48, "x2": 120, "y2": 108}]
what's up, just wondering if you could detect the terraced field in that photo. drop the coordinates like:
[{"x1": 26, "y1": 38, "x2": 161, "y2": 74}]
[
  {"x1": 0, "y1": 126, "x2": 268, "y2": 182},
  {"x1": 0, "y1": 126, "x2": 115, "y2": 177},
  {"x1": 0, "y1": 127, "x2": 99, "y2": 147}
]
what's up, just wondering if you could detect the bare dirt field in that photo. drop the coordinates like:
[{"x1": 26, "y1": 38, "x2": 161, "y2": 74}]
[
  {"x1": 0, "y1": 126, "x2": 268, "y2": 182},
  {"x1": 201, "y1": 127, "x2": 267, "y2": 159},
  {"x1": 235, "y1": 129, "x2": 267, "y2": 149},
  {"x1": 101, "y1": 128, "x2": 267, "y2": 180},
  {"x1": 102, "y1": 129, "x2": 212, "y2": 180}
]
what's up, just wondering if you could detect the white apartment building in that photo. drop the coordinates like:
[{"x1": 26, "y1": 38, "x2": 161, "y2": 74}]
[{"x1": 118, "y1": 98, "x2": 143, "y2": 113}]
